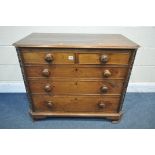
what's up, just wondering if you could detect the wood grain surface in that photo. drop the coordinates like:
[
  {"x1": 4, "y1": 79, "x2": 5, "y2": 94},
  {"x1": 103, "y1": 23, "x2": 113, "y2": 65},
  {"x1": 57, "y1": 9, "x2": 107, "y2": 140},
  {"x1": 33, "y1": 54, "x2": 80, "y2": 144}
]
[
  {"x1": 21, "y1": 48, "x2": 130, "y2": 65},
  {"x1": 13, "y1": 33, "x2": 139, "y2": 49},
  {"x1": 28, "y1": 79, "x2": 124, "y2": 95},
  {"x1": 25, "y1": 65, "x2": 128, "y2": 79},
  {"x1": 32, "y1": 95, "x2": 120, "y2": 113}
]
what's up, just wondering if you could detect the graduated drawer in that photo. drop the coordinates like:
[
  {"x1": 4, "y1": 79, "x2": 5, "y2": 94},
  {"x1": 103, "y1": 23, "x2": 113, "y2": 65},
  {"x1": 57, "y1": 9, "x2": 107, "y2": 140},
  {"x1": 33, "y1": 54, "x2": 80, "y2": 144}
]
[
  {"x1": 25, "y1": 65, "x2": 128, "y2": 79},
  {"x1": 28, "y1": 79, "x2": 124, "y2": 95},
  {"x1": 21, "y1": 48, "x2": 130, "y2": 65},
  {"x1": 32, "y1": 95, "x2": 120, "y2": 113}
]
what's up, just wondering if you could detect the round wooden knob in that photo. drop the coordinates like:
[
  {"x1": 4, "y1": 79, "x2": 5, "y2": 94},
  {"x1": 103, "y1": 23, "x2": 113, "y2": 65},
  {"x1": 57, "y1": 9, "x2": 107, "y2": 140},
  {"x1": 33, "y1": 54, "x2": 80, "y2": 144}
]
[
  {"x1": 44, "y1": 84, "x2": 52, "y2": 92},
  {"x1": 46, "y1": 101, "x2": 53, "y2": 107},
  {"x1": 100, "y1": 85, "x2": 108, "y2": 93},
  {"x1": 42, "y1": 68, "x2": 50, "y2": 77},
  {"x1": 100, "y1": 55, "x2": 109, "y2": 63},
  {"x1": 98, "y1": 101, "x2": 106, "y2": 108},
  {"x1": 45, "y1": 53, "x2": 53, "y2": 63},
  {"x1": 103, "y1": 70, "x2": 111, "y2": 78}
]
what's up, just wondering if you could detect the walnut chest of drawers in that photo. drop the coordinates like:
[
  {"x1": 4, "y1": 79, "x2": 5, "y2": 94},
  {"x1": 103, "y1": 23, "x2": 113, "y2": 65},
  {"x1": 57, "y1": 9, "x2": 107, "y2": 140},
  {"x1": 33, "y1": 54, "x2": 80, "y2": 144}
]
[{"x1": 13, "y1": 33, "x2": 139, "y2": 122}]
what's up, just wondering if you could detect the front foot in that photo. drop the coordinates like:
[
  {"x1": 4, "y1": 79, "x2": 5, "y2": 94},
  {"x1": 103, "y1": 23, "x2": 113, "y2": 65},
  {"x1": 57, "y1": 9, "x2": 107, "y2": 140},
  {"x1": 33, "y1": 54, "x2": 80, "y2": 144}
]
[
  {"x1": 106, "y1": 112, "x2": 123, "y2": 123},
  {"x1": 29, "y1": 111, "x2": 47, "y2": 121},
  {"x1": 31, "y1": 115, "x2": 47, "y2": 121}
]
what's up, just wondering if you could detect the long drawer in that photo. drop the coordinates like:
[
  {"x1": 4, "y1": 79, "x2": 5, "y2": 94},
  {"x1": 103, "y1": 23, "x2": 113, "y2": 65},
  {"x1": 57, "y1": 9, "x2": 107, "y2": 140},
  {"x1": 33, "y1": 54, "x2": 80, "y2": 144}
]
[
  {"x1": 25, "y1": 65, "x2": 128, "y2": 79},
  {"x1": 28, "y1": 79, "x2": 124, "y2": 95},
  {"x1": 32, "y1": 95, "x2": 120, "y2": 113}
]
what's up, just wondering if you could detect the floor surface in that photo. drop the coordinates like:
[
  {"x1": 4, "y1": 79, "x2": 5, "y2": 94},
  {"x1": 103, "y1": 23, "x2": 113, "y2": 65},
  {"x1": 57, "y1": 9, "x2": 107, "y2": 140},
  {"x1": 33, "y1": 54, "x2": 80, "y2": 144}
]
[{"x1": 0, "y1": 93, "x2": 155, "y2": 129}]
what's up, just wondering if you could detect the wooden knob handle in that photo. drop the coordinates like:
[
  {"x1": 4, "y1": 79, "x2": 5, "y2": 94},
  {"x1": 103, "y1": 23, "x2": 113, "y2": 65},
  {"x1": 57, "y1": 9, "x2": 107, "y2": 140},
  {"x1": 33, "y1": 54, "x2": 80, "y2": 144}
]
[
  {"x1": 100, "y1": 85, "x2": 108, "y2": 93},
  {"x1": 44, "y1": 84, "x2": 52, "y2": 92},
  {"x1": 98, "y1": 101, "x2": 106, "y2": 108},
  {"x1": 46, "y1": 101, "x2": 53, "y2": 107},
  {"x1": 45, "y1": 53, "x2": 53, "y2": 63},
  {"x1": 103, "y1": 70, "x2": 111, "y2": 78},
  {"x1": 42, "y1": 68, "x2": 50, "y2": 77},
  {"x1": 100, "y1": 55, "x2": 109, "y2": 63}
]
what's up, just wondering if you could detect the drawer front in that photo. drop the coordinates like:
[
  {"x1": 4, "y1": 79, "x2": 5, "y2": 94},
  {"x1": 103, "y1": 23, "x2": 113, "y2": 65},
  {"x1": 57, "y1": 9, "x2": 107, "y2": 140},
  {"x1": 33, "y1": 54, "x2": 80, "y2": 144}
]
[
  {"x1": 28, "y1": 79, "x2": 124, "y2": 94},
  {"x1": 78, "y1": 53, "x2": 130, "y2": 65},
  {"x1": 22, "y1": 51, "x2": 75, "y2": 64},
  {"x1": 25, "y1": 65, "x2": 128, "y2": 79},
  {"x1": 32, "y1": 95, "x2": 120, "y2": 113},
  {"x1": 21, "y1": 48, "x2": 130, "y2": 65}
]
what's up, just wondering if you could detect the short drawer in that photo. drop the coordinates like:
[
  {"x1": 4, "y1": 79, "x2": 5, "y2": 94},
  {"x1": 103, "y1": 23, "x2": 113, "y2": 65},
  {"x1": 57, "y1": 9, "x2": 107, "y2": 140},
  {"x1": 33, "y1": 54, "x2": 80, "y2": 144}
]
[
  {"x1": 25, "y1": 65, "x2": 128, "y2": 79},
  {"x1": 32, "y1": 95, "x2": 120, "y2": 113},
  {"x1": 78, "y1": 52, "x2": 130, "y2": 65},
  {"x1": 21, "y1": 49, "x2": 75, "y2": 64},
  {"x1": 28, "y1": 79, "x2": 124, "y2": 95}
]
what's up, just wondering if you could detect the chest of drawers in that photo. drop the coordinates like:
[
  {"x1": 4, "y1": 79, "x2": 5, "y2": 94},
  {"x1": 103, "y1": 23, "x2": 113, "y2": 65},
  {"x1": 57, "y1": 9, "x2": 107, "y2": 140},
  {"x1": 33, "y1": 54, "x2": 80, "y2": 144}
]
[{"x1": 13, "y1": 33, "x2": 139, "y2": 122}]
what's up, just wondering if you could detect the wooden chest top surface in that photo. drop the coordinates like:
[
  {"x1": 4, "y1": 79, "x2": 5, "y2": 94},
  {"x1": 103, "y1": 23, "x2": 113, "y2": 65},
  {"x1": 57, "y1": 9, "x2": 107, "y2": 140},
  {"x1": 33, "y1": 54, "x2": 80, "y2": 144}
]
[{"x1": 13, "y1": 33, "x2": 139, "y2": 49}]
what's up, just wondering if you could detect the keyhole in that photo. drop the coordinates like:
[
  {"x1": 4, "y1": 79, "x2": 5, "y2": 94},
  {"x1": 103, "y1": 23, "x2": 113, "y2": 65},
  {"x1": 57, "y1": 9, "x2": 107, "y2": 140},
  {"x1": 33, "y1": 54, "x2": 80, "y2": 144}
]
[{"x1": 75, "y1": 68, "x2": 78, "y2": 72}]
